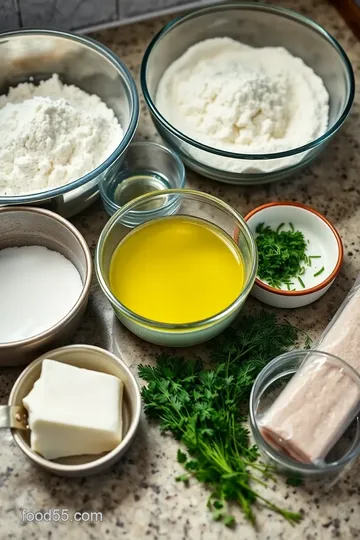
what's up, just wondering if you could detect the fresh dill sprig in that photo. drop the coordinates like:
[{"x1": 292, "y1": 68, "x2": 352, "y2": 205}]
[
  {"x1": 139, "y1": 312, "x2": 307, "y2": 527},
  {"x1": 314, "y1": 266, "x2": 325, "y2": 277},
  {"x1": 298, "y1": 276, "x2": 305, "y2": 289},
  {"x1": 255, "y1": 222, "x2": 323, "y2": 290}
]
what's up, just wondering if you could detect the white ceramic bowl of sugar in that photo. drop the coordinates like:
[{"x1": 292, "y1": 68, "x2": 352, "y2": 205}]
[{"x1": 245, "y1": 202, "x2": 343, "y2": 309}]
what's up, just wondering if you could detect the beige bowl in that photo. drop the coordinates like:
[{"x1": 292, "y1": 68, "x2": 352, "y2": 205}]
[
  {"x1": 0, "y1": 206, "x2": 92, "y2": 366},
  {"x1": 9, "y1": 344, "x2": 141, "y2": 477}
]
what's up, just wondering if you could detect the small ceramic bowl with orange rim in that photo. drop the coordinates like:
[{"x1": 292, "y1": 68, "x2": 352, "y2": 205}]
[{"x1": 244, "y1": 202, "x2": 343, "y2": 309}]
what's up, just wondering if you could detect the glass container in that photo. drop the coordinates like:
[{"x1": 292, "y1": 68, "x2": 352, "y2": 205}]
[
  {"x1": 99, "y1": 141, "x2": 185, "y2": 216},
  {"x1": 141, "y1": 3, "x2": 354, "y2": 185},
  {"x1": 95, "y1": 189, "x2": 257, "y2": 346},
  {"x1": 249, "y1": 350, "x2": 360, "y2": 484},
  {"x1": 0, "y1": 29, "x2": 139, "y2": 217}
]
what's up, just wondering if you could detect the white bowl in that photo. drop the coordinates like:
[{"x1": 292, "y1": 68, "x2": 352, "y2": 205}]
[{"x1": 245, "y1": 202, "x2": 343, "y2": 308}]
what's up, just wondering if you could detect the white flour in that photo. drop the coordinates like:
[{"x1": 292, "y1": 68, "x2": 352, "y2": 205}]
[
  {"x1": 0, "y1": 74, "x2": 123, "y2": 195},
  {"x1": 0, "y1": 245, "x2": 83, "y2": 342},
  {"x1": 156, "y1": 38, "x2": 329, "y2": 173}
]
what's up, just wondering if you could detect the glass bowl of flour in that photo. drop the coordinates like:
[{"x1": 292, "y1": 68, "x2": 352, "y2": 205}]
[
  {"x1": 141, "y1": 4, "x2": 354, "y2": 185},
  {"x1": 0, "y1": 30, "x2": 139, "y2": 216}
]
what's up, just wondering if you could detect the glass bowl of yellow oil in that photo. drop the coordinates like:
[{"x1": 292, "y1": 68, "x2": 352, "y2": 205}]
[{"x1": 95, "y1": 189, "x2": 257, "y2": 346}]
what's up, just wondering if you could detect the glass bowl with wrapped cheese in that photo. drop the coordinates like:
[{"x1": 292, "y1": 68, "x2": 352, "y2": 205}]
[
  {"x1": 8, "y1": 344, "x2": 141, "y2": 477},
  {"x1": 250, "y1": 273, "x2": 360, "y2": 483},
  {"x1": 249, "y1": 349, "x2": 360, "y2": 484}
]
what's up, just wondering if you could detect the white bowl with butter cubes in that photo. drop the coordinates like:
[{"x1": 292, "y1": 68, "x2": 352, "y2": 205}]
[{"x1": 9, "y1": 344, "x2": 141, "y2": 477}]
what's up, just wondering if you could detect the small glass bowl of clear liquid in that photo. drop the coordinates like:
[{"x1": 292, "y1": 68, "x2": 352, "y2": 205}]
[{"x1": 99, "y1": 141, "x2": 186, "y2": 220}]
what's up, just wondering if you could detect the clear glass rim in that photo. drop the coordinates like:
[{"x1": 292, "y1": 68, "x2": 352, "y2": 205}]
[
  {"x1": 99, "y1": 141, "x2": 186, "y2": 213},
  {"x1": 249, "y1": 349, "x2": 360, "y2": 473},
  {"x1": 0, "y1": 28, "x2": 139, "y2": 203},
  {"x1": 140, "y1": 2, "x2": 355, "y2": 161},
  {"x1": 95, "y1": 188, "x2": 258, "y2": 330}
]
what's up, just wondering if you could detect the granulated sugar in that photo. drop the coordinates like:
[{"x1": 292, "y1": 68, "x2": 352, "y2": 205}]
[{"x1": 0, "y1": 245, "x2": 83, "y2": 342}]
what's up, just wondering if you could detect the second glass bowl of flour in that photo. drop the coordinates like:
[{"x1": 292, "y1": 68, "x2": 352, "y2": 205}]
[{"x1": 141, "y1": 4, "x2": 354, "y2": 184}]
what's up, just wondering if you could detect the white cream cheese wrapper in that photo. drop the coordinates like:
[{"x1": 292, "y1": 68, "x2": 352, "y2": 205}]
[{"x1": 23, "y1": 359, "x2": 123, "y2": 460}]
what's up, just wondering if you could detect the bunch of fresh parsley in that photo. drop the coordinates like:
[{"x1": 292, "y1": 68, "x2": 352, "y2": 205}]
[{"x1": 139, "y1": 312, "x2": 308, "y2": 527}]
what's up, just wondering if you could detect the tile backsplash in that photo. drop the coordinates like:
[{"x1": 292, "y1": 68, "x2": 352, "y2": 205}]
[
  {"x1": 18, "y1": 0, "x2": 118, "y2": 31},
  {"x1": 1, "y1": 0, "x2": 19, "y2": 30},
  {"x1": 0, "y1": 0, "x2": 214, "y2": 32}
]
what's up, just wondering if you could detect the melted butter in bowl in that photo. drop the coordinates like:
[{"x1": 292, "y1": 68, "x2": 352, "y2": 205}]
[
  {"x1": 96, "y1": 189, "x2": 257, "y2": 347},
  {"x1": 109, "y1": 215, "x2": 246, "y2": 325}
]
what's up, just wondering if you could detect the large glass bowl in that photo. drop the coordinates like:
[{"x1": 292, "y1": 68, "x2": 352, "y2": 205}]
[
  {"x1": 0, "y1": 29, "x2": 139, "y2": 217},
  {"x1": 141, "y1": 3, "x2": 354, "y2": 185},
  {"x1": 95, "y1": 189, "x2": 257, "y2": 347}
]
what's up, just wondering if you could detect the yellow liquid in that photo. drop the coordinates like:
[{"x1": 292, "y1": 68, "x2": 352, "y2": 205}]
[{"x1": 109, "y1": 216, "x2": 245, "y2": 324}]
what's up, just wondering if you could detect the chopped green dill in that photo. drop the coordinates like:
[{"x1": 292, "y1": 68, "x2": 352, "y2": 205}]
[
  {"x1": 139, "y1": 312, "x2": 307, "y2": 527},
  {"x1": 255, "y1": 222, "x2": 322, "y2": 290},
  {"x1": 310, "y1": 255, "x2": 321, "y2": 259},
  {"x1": 314, "y1": 266, "x2": 325, "y2": 277},
  {"x1": 298, "y1": 276, "x2": 305, "y2": 288}
]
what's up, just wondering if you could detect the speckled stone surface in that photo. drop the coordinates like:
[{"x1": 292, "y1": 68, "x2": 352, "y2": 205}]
[{"x1": 1, "y1": 1, "x2": 360, "y2": 539}]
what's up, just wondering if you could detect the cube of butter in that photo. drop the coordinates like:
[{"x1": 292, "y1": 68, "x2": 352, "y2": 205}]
[{"x1": 23, "y1": 359, "x2": 123, "y2": 460}]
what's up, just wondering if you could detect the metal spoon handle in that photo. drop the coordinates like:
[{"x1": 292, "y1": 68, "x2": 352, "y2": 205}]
[{"x1": 0, "y1": 405, "x2": 28, "y2": 430}]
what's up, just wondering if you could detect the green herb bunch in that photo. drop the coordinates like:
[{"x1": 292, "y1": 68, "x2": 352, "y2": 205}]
[
  {"x1": 139, "y1": 312, "x2": 307, "y2": 526},
  {"x1": 255, "y1": 222, "x2": 322, "y2": 290}
]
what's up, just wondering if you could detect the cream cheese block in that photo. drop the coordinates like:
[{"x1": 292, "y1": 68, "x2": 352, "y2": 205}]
[{"x1": 23, "y1": 359, "x2": 124, "y2": 460}]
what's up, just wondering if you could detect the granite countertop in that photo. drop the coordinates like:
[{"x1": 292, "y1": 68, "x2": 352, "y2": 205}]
[{"x1": 1, "y1": 1, "x2": 360, "y2": 539}]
